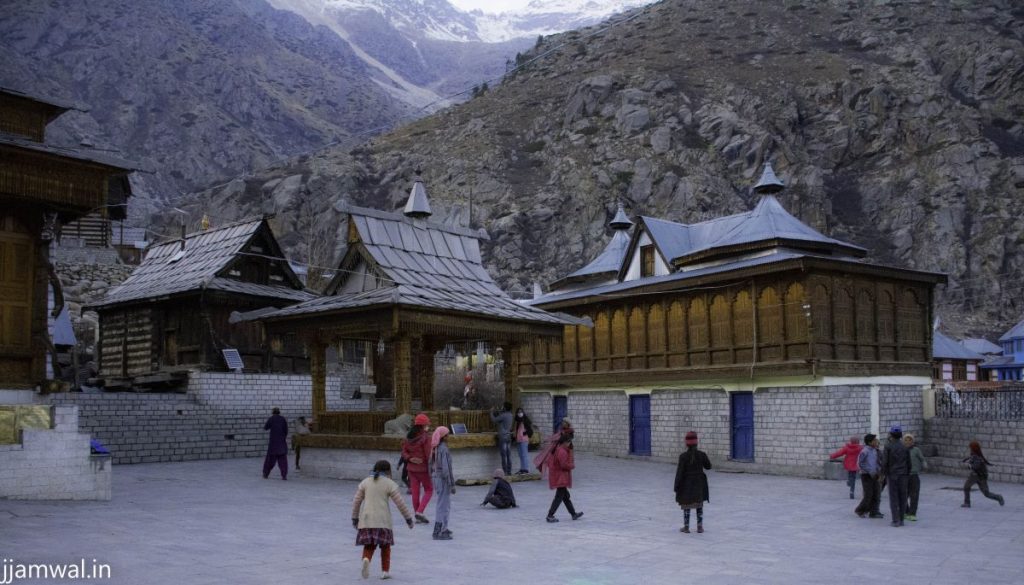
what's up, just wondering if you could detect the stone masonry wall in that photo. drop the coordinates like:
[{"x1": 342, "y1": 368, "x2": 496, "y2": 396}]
[
  {"x1": 924, "y1": 417, "x2": 1024, "y2": 483},
  {"x1": 520, "y1": 392, "x2": 554, "y2": 438},
  {"x1": 0, "y1": 406, "x2": 111, "y2": 500},
  {"x1": 823, "y1": 385, "x2": 873, "y2": 453},
  {"x1": 752, "y1": 386, "x2": 831, "y2": 476},
  {"x1": 49, "y1": 368, "x2": 368, "y2": 465},
  {"x1": 879, "y1": 384, "x2": 924, "y2": 439},
  {"x1": 650, "y1": 389, "x2": 729, "y2": 463},
  {"x1": 567, "y1": 391, "x2": 629, "y2": 457}
]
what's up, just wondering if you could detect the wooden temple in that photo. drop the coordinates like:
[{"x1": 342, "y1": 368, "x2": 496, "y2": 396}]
[
  {"x1": 0, "y1": 86, "x2": 135, "y2": 388},
  {"x1": 89, "y1": 218, "x2": 315, "y2": 389},
  {"x1": 256, "y1": 174, "x2": 578, "y2": 471},
  {"x1": 523, "y1": 163, "x2": 946, "y2": 386}
]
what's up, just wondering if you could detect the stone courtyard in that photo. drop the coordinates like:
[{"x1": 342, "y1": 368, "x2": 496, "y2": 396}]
[{"x1": 1, "y1": 454, "x2": 1022, "y2": 585}]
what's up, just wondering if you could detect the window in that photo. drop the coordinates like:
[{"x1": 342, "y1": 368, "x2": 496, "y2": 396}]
[{"x1": 640, "y1": 245, "x2": 656, "y2": 277}]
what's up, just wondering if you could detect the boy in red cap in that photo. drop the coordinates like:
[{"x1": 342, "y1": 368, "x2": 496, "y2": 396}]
[{"x1": 674, "y1": 431, "x2": 711, "y2": 533}]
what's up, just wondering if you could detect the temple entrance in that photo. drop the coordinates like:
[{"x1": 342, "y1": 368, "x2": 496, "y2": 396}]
[{"x1": 0, "y1": 214, "x2": 35, "y2": 386}]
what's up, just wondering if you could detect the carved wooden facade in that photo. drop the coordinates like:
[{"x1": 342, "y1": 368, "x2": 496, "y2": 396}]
[{"x1": 520, "y1": 270, "x2": 934, "y2": 384}]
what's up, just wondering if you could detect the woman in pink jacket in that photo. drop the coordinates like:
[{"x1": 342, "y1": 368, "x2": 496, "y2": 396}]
[
  {"x1": 543, "y1": 422, "x2": 583, "y2": 523},
  {"x1": 830, "y1": 435, "x2": 863, "y2": 500}
]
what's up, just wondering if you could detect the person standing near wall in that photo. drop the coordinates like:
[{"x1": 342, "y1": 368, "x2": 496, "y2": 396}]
[
  {"x1": 400, "y1": 414, "x2": 433, "y2": 524},
  {"x1": 830, "y1": 435, "x2": 862, "y2": 500},
  {"x1": 962, "y1": 440, "x2": 1005, "y2": 508},
  {"x1": 854, "y1": 434, "x2": 883, "y2": 519},
  {"x1": 903, "y1": 433, "x2": 926, "y2": 521},
  {"x1": 430, "y1": 426, "x2": 456, "y2": 540},
  {"x1": 293, "y1": 416, "x2": 311, "y2": 471},
  {"x1": 490, "y1": 402, "x2": 514, "y2": 476},
  {"x1": 262, "y1": 407, "x2": 288, "y2": 480},
  {"x1": 674, "y1": 431, "x2": 711, "y2": 534},
  {"x1": 882, "y1": 425, "x2": 910, "y2": 527},
  {"x1": 512, "y1": 407, "x2": 534, "y2": 475},
  {"x1": 351, "y1": 460, "x2": 415, "y2": 580}
]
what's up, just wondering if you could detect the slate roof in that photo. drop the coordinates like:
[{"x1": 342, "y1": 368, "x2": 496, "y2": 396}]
[
  {"x1": 932, "y1": 331, "x2": 985, "y2": 361},
  {"x1": 556, "y1": 230, "x2": 632, "y2": 284},
  {"x1": 91, "y1": 219, "x2": 311, "y2": 308},
  {"x1": 960, "y1": 338, "x2": 1003, "y2": 355},
  {"x1": 264, "y1": 205, "x2": 577, "y2": 326},
  {"x1": 639, "y1": 195, "x2": 866, "y2": 268},
  {"x1": 998, "y1": 318, "x2": 1024, "y2": 342}
]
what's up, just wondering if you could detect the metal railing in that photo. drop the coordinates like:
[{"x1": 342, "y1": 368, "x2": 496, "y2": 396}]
[{"x1": 934, "y1": 383, "x2": 1024, "y2": 420}]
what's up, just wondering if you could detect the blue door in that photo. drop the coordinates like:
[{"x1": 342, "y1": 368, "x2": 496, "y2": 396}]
[
  {"x1": 731, "y1": 392, "x2": 754, "y2": 460},
  {"x1": 552, "y1": 396, "x2": 568, "y2": 432},
  {"x1": 629, "y1": 395, "x2": 652, "y2": 456}
]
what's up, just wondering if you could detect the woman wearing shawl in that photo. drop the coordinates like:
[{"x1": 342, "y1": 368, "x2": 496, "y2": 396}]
[{"x1": 430, "y1": 426, "x2": 456, "y2": 540}]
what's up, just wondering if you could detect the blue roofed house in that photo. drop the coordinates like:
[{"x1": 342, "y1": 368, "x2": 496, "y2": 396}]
[
  {"x1": 932, "y1": 330, "x2": 985, "y2": 382},
  {"x1": 521, "y1": 162, "x2": 947, "y2": 478},
  {"x1": 981, "y1": 319, "x2": 1024, "y2": 381}
]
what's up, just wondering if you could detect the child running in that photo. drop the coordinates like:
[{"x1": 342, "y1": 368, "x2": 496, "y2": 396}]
[
  {"x1": 351, "y1": 460, "x2": 414, "y2": 580},
  {"x1": 962, "y1": 440, "x2": 1005, "y2": 508},
  {"x1": 830, "y1": 435, "x2": 862, "y2": 499}
]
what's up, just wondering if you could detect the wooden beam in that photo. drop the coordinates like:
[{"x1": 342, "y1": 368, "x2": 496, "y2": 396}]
[
  {"x1": 393, "y1": 336, "x2": 412, "y2": 414},
  {"x1": 504, "y1": 345, "x2": 521, "y2": 410},
  {"x1": 310, "y1": 340, "x2": 327, "y2": 416}
]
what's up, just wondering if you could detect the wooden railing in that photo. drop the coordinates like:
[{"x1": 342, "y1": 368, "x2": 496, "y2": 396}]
[{"x1": 315, "y1": 410, "x2": 494, "y2": 435}]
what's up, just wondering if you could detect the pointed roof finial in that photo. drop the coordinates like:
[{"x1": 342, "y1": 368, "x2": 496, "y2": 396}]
[
  {"x1": 754, "y1": 161, "x2": 785, "y2": 196},
  {"x1": 609, "y1": 201, "x2": 633, "y2": 230},
  {"x1": 404, "y1": 168, "x2": 432, "y2": 219}
]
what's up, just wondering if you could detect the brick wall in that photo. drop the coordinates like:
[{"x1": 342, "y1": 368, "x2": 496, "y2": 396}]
[
  {"x1": 924, "y1": 417, "x2": 1024, "y2": 483},
  {"x1": 49, "y1": 367, "x2": 369, "y2": 465},
  {"x1": 651, "y1": 389, "x2": 729, "y2": 462},
  {"x1": 520, "y1": 392, "x2": 554, "y2": 437},
  {"x1": 879, "y1": 384, "x2": 924, "y2": 439},
  {"x1": 566, "y1": 391, "x2": 629, "y2": 457},
  {"x1": 0, "y1": 406, "x2": 111, "y2": 500},
  {"x1": 301, "y1": 445, "x2": 499, "y2": 482}
]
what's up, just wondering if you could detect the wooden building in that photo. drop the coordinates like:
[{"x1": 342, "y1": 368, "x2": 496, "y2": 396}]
[
  {"x1": 89, "y1": 218, "x2": 314, "y2": 389},
  {"x1": 521, "y1": 163, "x2": 947, "y2": 476},
  {"x1": 0, "y1": 86, "x2": 135, "y2": 388},
  {"x1": 932, "y1": 330, "x2": 984, "y2": 382},
  {"x1": 256, "y1": 174, "x2": 578, "y2": 479}
]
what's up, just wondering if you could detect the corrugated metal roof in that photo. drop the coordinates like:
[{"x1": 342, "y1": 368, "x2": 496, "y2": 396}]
[
  {"x1": 933, "y1": 331, "x2": 984, "y2": 360},
  {"x1": 92, "y1": 218, "x2": 308, "y2": 308},
  {"x1": 960, "y1": 338, "x2": 1003, "y2": 355},
  {"x1": 999, "y1": 318, "x2": 1024, "y2": 342},
  {"x1": 271, "y1": 206, "x2": 575, "y2": 326}
]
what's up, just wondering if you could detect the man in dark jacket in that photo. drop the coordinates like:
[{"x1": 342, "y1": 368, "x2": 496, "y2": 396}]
[
  {"x1": 263, "y1": 407, "x2": 289, "y2": 480},
  {"x1": 882, "y1": 425, "x2": 910, "y2": 526}
]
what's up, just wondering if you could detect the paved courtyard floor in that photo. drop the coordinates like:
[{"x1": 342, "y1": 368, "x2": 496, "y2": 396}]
[{"x1": 1, "y1": 454, "x2": 1022, "y2": 585}]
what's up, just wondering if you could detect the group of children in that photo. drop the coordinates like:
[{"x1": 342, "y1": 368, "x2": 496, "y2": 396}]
[
  {"x1": 831, "y1": 428, "x2": 1005, "y2": 525},
  {"x1": 351, "y1": 415, "x2": 582, "y2": 579}
]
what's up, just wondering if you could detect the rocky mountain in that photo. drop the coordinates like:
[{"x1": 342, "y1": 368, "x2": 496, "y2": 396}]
[
  {"x1": 185, "y1": 0, "x2": 1024, "y2": 338},
  {"x1": 0, "y1": 0, "x2": 412, "y2": 218}
]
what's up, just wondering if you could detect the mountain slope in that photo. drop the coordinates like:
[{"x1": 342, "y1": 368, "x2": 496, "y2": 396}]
[
  {"x1": 0, "y1": 0, "x2": 411, "y2": 216},
  {"x1": 185, "y1": 0, "x2": 1024, "y2": 336}
]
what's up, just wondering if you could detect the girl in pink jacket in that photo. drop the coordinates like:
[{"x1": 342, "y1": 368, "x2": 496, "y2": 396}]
[
  {"x1": 543, "y1": 422, "x2": 583, "y2": 523},
  {"x1": 830, "y1": 435, "x2": 863, "y2": 499}
]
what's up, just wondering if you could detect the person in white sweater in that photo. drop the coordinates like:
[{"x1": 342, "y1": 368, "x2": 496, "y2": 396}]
[{"x1": 351, "y1": 460, "x2": 415, "y2": 580}]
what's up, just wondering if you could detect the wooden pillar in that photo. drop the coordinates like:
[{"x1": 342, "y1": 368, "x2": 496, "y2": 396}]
[
  {"x1": 504, "y1": 345, "x2": 521, "y2": 410},
  {"x1": 310, "y1": 340, "x2": 327, "y2": 416},
  {"x1": 418, "y1": 341, "x2": 435, "y2": 411},
  {"x1": 393, "y1": 336, "x2": 412, "y2": 414}
]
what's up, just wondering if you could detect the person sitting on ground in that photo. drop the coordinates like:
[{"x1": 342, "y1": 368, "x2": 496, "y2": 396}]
[{"x1": 480, "y1": 469, "x2": 517, "y2": 509}]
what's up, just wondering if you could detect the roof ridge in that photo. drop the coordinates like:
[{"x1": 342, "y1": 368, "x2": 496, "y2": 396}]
[{"x1": 148, "y1": 216, "x2": 264, "y2": 249}]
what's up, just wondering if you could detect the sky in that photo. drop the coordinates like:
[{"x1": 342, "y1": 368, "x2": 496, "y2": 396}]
[{"x1": 448, "y1": 0, "x2": 534, "y2": 13}]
